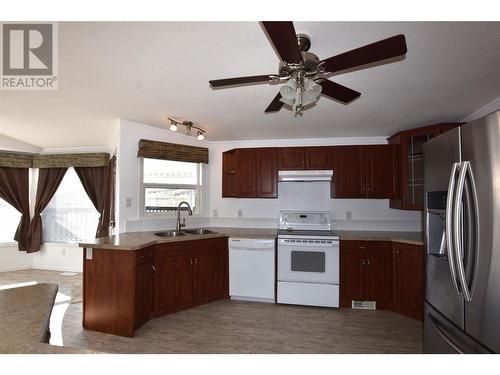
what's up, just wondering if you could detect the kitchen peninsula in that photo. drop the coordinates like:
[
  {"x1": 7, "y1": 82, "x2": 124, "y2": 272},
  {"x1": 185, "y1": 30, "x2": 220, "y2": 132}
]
[{"x1": 80, "y1": 227, "x2": 423, "y2": 337}]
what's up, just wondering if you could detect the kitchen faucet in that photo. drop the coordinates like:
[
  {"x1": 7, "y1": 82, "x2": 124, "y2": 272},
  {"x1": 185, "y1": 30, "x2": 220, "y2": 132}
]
[{"x1": 176, "y1": 201, "x2": 193, "y2": 231}]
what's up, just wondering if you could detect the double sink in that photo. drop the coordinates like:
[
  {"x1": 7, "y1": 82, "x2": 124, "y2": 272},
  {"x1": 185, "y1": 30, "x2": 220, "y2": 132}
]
[{"x1": 154, "y1": 228, "x2": 217, "y2": 238}]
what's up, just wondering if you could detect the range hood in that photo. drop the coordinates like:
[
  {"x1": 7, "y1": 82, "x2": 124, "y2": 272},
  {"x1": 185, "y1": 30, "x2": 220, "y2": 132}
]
[{"x1": 278, "y1": 170, "x2": 333, "y2": 182}]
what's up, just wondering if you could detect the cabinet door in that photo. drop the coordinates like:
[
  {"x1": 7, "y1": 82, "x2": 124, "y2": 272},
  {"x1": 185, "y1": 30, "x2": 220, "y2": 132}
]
[
  {"x1": 394, "y1": 243, "x2": 424, "y2": 320},
  {"x1": 365, "y1": 145, "x2": 399, "y2": 198},
  {"x1": 154, "y1": 255, "x2": 193, "y2": 315},
  {"x1": 277, "y1": 147, "x2": 305, "y2": 170},
  {"x1": 340, "y1": 241, "x2": 366, "y2": 307},
  {"x1": 193, "y1": 248, "x2": 228, "y2": 306},
  {"x1": 304, "y1": 147, "x2": 334, "y2": 170},
  {"x1": 235, "y1": 149, "x2": 257, "y2": 198},
  {"x1": 222, "y1": 150, "x2": 237, "y2": 197},
  {"x1": 364, "y1": 242, "x2": 393, "y2": 309},
  {"x1": 332, "y1": 146, "x2": 366, "y2": 198},
  {"x1": 256, "y1": 147, "x2": 277, "y2": 198},
  {"x1": 135, "y1": 260, "x2": 154, "y2": 328}
]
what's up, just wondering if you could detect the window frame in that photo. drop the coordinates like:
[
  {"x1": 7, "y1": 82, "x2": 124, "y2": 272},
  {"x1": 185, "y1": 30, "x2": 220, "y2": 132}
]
[{"x1": 139, "y1": 157, "x2": 203, "y2": 217}]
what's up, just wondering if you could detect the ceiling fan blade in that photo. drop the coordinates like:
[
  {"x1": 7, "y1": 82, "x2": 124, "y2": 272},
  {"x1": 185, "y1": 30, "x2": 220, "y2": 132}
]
[
  {"x1": 209, "y1": 75, "x2": 275, "y2": 88},
  {"x1": 265, "y1": 92, "x2": 284, "y2": 113},
  {"x1": 319, "y1": 80, "x2": 361, "y2": 103},
  {"x1": 261, "y1": 21, "x2": 303, "y2": 64},
  {"x1": 320, "y1": 34, "x2": 407, "y2": 74}
]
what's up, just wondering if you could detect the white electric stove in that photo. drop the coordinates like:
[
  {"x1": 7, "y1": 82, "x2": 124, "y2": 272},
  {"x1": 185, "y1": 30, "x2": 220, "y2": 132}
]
[{"x1": 277, "y1": 211, "x2": 339, "y2": 308}]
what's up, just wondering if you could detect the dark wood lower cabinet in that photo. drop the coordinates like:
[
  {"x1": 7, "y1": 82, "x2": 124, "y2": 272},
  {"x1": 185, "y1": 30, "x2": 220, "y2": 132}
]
[
  {"x1": 340, "y1": 240, "x2": 424, "y2": 320},
  {"x1": 340, "y1": 240, "x2": 393, "y2": 309},
  {"x1": 154, "y1": 255, "x2": 193, "y2": 316},
  {"x1": 393, "y1": 242, "x2": 425, "y2": 320},
  {"x1": 83, "y1": 237, "x2": 229, "y2": 337}
]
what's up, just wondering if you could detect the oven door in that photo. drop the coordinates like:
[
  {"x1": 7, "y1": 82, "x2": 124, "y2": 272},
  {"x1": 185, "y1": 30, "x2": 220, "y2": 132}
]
[{"x1": 277, "y1": 238, "x2": 339, "y2": 284}]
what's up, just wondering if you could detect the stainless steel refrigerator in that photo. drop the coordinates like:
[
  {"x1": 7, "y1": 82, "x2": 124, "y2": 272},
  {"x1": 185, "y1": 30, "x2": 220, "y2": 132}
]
[{"x1": 423, "y1": 110, "x2": 500, "y2": 353}]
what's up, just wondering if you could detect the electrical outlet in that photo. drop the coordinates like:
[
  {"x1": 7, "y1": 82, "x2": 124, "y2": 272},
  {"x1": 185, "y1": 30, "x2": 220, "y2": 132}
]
[
  {"x1": 213, "y1": 209, "x2": 218, "y2": 217},
  {"x1": 125, "y1": 197, "x2": 132, "y2": 207},
  {"x1": 346, "y1": 211, "x2": 352, "y2": 220},
  {"x1": 238, "y1": 209, "x2": 243, "y2": 217}
]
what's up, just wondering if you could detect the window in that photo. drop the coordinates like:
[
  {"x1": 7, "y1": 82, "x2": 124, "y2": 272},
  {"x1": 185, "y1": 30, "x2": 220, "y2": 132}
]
[
  {"x1": 42, "y1": 168, "x2": 100, "y2": 243},
  {"x1": 0, "y1": 198, "x2": 21, "y2": 244},
  {"x1": 142, "y1": 158, "x2": 202, "y2": 214}
]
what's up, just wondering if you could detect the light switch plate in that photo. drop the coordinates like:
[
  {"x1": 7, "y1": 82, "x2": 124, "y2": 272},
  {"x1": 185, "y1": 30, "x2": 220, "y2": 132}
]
[
  {"x1": 125, "y1": 197, "x2": 132, "y2": 207},
  {"x1": 86, "y1": 248, "x2": 92, "y2": 260}
]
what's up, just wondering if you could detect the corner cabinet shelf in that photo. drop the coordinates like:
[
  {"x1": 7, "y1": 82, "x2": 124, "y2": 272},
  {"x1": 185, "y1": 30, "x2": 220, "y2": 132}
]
[{"x1": 388, "y1": 122, "x2": 462, "y2": 210}]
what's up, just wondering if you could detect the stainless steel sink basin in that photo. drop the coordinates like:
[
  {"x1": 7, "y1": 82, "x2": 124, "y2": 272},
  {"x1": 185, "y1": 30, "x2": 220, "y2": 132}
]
[
  {"x1": 154, "y1": 231, "x2": 186, "y2": 237},
  {"x1": 182, "y1": 228, "x2": 217, "y2": 235}
]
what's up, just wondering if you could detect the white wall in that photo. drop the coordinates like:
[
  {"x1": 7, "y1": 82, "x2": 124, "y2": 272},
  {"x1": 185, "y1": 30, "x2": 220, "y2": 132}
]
[
  {"x1": 208, "y1": 138, "x2": 423, "y2": 232},
  {"x1": 32, "y1": 243, "x2": 83, "y2": 272},
  {"x1": 0, "y1": 245, "x2": 32, "y2": 272}
]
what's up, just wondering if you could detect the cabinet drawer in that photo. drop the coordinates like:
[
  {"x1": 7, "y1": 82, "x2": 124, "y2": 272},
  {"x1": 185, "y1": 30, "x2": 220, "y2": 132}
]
[
  {"x1": 155, "y1": 237, "x2": 227, "y2": 259},
  {"x1": 135, "y1": 247, "x2": 154, "y2": 266}
]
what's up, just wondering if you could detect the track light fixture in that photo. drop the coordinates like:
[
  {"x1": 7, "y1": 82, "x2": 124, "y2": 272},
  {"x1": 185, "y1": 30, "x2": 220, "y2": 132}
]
[{"x1": 167, "y1": 117, "x2": 206, "y2": 141}]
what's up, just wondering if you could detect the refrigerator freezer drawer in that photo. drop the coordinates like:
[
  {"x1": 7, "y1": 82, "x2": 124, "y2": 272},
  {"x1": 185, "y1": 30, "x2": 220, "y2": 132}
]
[
  {"x1": 424, "y1": 302, "x2": 492, "y2": 354},
  {"x1": 277, "y1": 281, "x2": 339, "y2": 308}
]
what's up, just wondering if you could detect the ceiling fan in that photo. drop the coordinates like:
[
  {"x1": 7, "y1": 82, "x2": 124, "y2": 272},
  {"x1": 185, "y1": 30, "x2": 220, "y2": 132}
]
[{"x1": 209, "y1": 22, "x2": 407, "y2": 114}]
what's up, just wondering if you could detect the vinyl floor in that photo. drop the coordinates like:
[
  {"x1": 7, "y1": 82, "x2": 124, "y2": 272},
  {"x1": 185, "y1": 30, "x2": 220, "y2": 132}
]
[{"x1": 0, "y1": 269, "x2": 423, "y2": 354}]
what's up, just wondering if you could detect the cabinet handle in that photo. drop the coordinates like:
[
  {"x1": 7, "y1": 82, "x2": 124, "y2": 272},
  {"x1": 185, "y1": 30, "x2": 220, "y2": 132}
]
[
  {"x1": 151, "y1": 265, "x2": 156, "y2": 271},
  {"x1": 359, "y1": 246, "x2": 366, "y2": 249},
  {"x1": 190, "y1": 258, "x2": 193, "y2": 265},
  {"x1": 366, "y1": 257, "x2": 370, "y2": 265},
  {"x1": 194, "y1": 258, "x2": 198, "y2": 264},
  {"x1": 362, "y1": 258, "x2": 365, "y2": 265}
]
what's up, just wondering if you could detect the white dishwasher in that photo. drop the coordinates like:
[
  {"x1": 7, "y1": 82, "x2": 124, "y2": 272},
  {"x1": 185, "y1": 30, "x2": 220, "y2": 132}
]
[{"x1": 229, "y1": 237, "x2": 275, "y2": 303}]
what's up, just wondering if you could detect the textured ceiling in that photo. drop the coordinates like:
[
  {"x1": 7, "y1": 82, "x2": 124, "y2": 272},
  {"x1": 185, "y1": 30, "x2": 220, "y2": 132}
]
[{"x1": 1, "y1": 21, "x2": 500, "y2": 148}]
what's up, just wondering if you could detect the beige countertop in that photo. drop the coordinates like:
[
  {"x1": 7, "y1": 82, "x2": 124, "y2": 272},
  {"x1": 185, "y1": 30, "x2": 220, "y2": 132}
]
[
  {"x1": 79, "y1": 227, "x2": 422, "y2": 250},
  {"x1": 336, "y1": 230, "x2": 424, "y2": 246},
  {"x1": 0, "y1": 283, "x2": 98, "y2": 354}
]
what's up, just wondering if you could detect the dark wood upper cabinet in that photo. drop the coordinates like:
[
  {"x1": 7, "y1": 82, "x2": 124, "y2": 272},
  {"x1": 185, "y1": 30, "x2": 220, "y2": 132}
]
[
  {"x1": 388, "y1": 122, "x2": 461, "y2": 210},
  {"x1": 331, "y1": 146, "x2": 365, "y2": 198},
  {"x1": 304, "y1": 146, "x2": 334, "y2": 170},
  {"x1": 256, "y1": 148, "x2": 278, "y2": 198},
  {"x1": 277, "y1": 147, "x2": 305, "y2": 170},
  {"x1": 365, "y1": 144, "x2": 399, "y2": 199},
  {"x1": 222, "y1": 150, "x2": 237, "y2": 198},
  {"x1": 235, "y1": 148, "x2": 258, "y2": 198},
  {"x1": 393, "y1": 243, "x2": 424, "y2": 320},
  {"x1": 227, "y1": 148, "x2": 277, "y2": 198}
]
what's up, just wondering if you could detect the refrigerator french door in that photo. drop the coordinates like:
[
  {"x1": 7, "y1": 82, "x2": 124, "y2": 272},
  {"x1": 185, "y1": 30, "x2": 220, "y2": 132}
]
[{"x1": 423, "y1": 111, "x2": 500, "y2": 354}]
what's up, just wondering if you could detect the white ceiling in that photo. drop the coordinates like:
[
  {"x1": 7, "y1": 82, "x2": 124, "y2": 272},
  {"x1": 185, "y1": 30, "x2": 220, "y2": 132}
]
[{"x1": 1, "y1": 21, "x2": 500, "y2": 148}]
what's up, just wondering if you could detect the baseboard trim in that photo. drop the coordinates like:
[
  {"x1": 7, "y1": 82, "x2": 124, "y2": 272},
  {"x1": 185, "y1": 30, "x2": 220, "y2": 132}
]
[
  {"x1": 0, "y1": 266, "x2": 32, "y2": 273},
  {"x1": 32, "y1": 265, "x2": 83, "y2": 273}
]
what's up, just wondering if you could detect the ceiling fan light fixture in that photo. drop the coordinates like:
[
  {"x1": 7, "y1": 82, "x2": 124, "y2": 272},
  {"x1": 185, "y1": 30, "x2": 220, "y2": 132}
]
[
  {"x1": 169, "y1": 124, "x2": 178, "y2": 132},
  {"x1": 197, "y1": 131, "x2": 205, "y2": 141},
  {"x1": 279, "y1": 78, "x2": 297, "y2": 100},
  {"x1": 303, "y1": 78, "x2": 322, "y2": 101}
]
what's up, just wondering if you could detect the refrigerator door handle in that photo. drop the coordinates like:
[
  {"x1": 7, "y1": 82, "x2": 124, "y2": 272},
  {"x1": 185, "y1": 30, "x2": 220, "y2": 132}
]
[
  {"x1": 428, "y1": 314, "x2": 465, "y2": 354},
  {"x1": 453, "y1": 161, "x2": 472, "y2": 301},
  {"x1": 446, "y1": 162, "x2": 461, "y2": 296}
]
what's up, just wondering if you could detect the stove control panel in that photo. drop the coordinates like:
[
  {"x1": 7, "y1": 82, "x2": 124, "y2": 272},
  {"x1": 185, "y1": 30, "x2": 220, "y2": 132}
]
[{"x1": 278, "y1": 211, "x2": 331, "y2": 231}]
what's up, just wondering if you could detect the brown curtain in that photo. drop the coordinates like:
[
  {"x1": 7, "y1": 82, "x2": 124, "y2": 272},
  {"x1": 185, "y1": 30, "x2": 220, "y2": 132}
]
[
  {"x1": 0, "y1": 167, "x2": 30, "y2": 251},
  {"x1": 75, "y1": 164, "x2": 111, "y2": 238},
  {"x1": 108, "y1": 156, "x2": 116, "y2": 229},
  {"x1": 27, "y1": 168, "x2": 67, "y2": 252}
]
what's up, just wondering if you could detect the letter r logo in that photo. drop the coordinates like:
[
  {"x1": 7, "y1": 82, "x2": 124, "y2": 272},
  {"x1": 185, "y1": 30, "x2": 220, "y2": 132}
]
[{"x1": 2, "y1": 24, "x2": 53, "y2": 75}]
